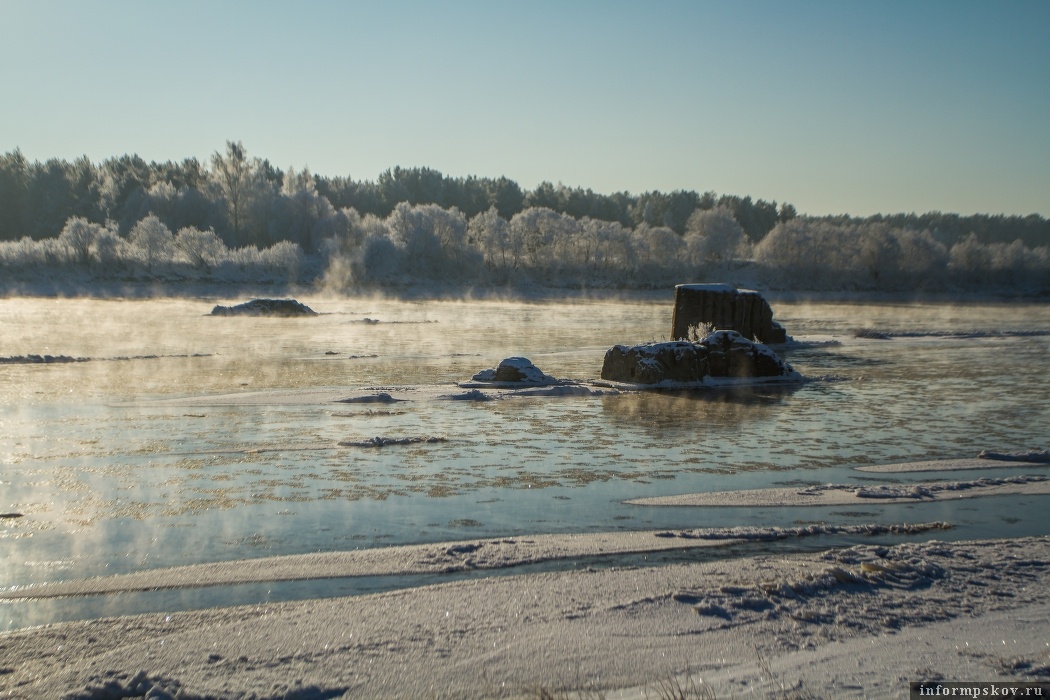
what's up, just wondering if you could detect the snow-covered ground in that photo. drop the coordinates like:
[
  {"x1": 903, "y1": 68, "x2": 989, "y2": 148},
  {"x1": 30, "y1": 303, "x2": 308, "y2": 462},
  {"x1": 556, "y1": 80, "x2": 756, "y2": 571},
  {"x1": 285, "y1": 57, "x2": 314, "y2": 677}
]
[{"x1": 2, "y1": 529, "x2": 1048, "y2": 698}]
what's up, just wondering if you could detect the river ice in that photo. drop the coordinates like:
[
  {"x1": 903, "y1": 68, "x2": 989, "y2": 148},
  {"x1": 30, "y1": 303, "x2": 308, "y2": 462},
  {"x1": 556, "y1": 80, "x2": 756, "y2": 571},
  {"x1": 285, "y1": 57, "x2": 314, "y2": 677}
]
[{"x1": 1, "y1": 293, "x2": 1049, "y2": 630}]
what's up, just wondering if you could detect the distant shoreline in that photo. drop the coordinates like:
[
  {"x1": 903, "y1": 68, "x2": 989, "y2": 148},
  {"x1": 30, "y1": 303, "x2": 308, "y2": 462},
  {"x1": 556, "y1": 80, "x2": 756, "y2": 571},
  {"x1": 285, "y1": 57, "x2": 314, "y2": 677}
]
[{"x1": 2, "y1": 278, "x2": 1048, "y2": 304}]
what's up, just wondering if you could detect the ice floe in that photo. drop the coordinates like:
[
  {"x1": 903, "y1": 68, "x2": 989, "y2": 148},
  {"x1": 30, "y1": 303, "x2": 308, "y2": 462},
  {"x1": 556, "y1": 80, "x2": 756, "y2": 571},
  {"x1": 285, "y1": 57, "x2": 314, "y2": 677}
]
[{"x1": 628, "y1": 474, "x2": 1050, "y2": 507}]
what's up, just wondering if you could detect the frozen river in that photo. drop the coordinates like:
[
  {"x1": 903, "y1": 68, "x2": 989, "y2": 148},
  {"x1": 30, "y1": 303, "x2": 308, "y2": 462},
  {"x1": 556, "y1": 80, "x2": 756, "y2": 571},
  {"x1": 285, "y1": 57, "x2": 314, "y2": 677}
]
[{"x1": 2, "y1": 293, "x2": 1049, "y2": 629}]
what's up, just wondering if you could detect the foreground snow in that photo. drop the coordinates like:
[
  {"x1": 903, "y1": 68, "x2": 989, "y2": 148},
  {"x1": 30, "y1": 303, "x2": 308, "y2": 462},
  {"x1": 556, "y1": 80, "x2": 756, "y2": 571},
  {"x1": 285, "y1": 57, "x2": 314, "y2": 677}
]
[{"x1": 2, "y1": 536, "x2": 1048, "y2": 698}]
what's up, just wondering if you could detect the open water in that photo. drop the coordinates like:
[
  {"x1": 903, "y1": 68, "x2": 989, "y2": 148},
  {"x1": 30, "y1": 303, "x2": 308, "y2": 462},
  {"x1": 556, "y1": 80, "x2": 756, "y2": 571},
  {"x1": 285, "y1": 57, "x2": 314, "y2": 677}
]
[{"x1": 2, "y1": 293, "x2": 1049, "y2": 629}]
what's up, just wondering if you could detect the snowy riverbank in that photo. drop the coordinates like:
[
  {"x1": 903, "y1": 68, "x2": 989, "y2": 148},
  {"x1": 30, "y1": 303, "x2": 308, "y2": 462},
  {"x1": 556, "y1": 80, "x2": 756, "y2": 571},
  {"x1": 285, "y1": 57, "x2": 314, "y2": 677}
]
[{"x1": 2, "y1": 534, "x2": 1048, "y2": 698}]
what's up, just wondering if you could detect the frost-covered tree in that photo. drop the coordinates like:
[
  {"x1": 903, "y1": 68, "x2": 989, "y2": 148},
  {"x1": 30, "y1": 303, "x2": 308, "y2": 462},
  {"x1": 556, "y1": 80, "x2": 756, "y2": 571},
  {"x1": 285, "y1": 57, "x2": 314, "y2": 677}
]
[
  {"x1": 175, "y1": 226, "x2": 227, "y2": 269},
  {"x1": 643, "y1": 225, "x2": 686, "y2": 262},
  {"x1": 945, "y1": 234, "x2": 1050, "y2": 289},
  {"x1": 57, "y1": 216, "x2": 104, "y2": 266},
  {"x1": 350, "y1": 212, "x2": 389, "y2": 253},
  {"x1": 260, "y1": 240, "x2": 303, "y2": 279},
  {"x1": 429, "y1": 206, "x2": 480, "y2": 276},
  {"x1": 469, "y1": 206, "x2": 513, "y2": 280},
  {"x1": 208, "y1": 141, "x2": 275, "y2": 246},
  {"x1": 315, "y1": 207, "x2": 362, "y2": 254},
  {"x1": 129, "y1": 214, "x2": 174, "y2": 271},
  {"x1": 574, "y1": 218, "x2": 633, "y2": 280},
  {"x1": 172, "y1": 185, "x2": 216, "y2": 233},
  {"x1": 227, "y1": 245, "x2": 262, "y2": 267},
  {"x1": 947, "y1": 232, "x2": 986, "y2": 286},
  {"x1": 356, "y1": 232, "x2": 404, "y2": 284},
  {"x1": 509, "y1": 207, "x2": 578, "y2": 273},
  {"x1": 387, "y1": 202, "x2": 442, "y2": 278},
  {"x1": 756, "y1": 219, "x2": 959, "y2": 290},
  {"x1": 896, "y1": 229, "x2": 948, "y2": 280},
  {"x1": 91, "y1": 222, "x2": 124, "y2": 269},
  {"x1": 633, "y1": 224, "x2": 687, "y2": 285},
  {"x1": 96, "y1": 155, "x2": 150, "y2": 225},
  {"x1": 851, "y1": 223, "x2": 902, "y2": 283},
  {"x1": 989, "y1": 239, "x2": 1026, "y2": 279},
  {"x1": 384, "y1": 202, "x2": 480, "y2": 280},
  {"x1": 145, "y1": 182, "x2": 179, "y2": 226},
  {"x1": 318, "y1": 209, "x2": 396, "y2": 290},
  {"x1": 685, "y1": 206, "x2": 747, "y2": 264},
  {"x1": 752, "y1": 219, "x2": 821, "y2": 287},
  {"x1": 271, "y1": 167, "x2": 335, "y2": 253},
  {"x1": 0, "y1": 236, "x2": 46, "y2": 268}
]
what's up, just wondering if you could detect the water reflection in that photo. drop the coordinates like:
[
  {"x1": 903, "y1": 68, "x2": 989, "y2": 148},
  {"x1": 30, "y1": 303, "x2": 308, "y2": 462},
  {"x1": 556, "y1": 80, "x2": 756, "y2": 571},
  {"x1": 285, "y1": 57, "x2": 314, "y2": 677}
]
[{"x1": 600, "y1": 385, "x2": 797, "y2": 433}]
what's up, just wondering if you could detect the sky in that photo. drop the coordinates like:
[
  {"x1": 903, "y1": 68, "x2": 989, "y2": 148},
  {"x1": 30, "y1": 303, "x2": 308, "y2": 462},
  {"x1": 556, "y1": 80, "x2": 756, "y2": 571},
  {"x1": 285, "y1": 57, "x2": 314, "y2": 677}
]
[{"x1": 2, "y1": 0, "x2": 1047, "y2": 217}]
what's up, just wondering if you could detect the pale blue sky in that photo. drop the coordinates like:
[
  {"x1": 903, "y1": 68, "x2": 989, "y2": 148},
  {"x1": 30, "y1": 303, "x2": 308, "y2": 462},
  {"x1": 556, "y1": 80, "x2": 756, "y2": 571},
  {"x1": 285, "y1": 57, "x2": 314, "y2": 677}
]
[{"x1": 2, "y1": 0, "x2": 1047, "y2": 216}]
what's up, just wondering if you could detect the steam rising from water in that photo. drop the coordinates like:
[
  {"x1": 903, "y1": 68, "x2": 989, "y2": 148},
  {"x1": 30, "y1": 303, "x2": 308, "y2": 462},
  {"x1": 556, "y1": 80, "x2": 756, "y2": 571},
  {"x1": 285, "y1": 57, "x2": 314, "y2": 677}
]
[{"x1": 1, "y1": 295, "x2": 1048, "y2": 616}]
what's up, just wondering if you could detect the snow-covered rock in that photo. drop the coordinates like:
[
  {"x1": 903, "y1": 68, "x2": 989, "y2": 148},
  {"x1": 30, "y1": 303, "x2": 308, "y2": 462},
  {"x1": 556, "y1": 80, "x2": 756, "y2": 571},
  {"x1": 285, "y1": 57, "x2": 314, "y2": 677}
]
[
  {"x1": 600, "y1": 341, "x2": 709, "y2": 385},
  {"x1": 600, "y1": 330, "x2": 797, "y2": 385},
  {"x1": 210, "y1": 298, "x2": 317, "y2": 317},
  {"x1": 700, "y1": 329, "x2": 796, "y2": 378},
  {"x1": 471, "y1": 357, "x2": 558, "y2": 385}
]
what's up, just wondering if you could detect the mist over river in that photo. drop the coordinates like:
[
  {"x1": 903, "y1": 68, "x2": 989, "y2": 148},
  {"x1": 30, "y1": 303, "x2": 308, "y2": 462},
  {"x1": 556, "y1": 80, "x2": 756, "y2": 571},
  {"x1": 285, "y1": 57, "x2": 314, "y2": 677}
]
[{"x1": 2, "y1": 293, "x2": 1049, "y2": 629}]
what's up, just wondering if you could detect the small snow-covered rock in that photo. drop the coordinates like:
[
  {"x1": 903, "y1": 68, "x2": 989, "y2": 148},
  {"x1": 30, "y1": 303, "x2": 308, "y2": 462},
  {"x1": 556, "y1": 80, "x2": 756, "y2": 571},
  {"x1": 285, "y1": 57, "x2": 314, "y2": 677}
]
[
  {"x1": 444, "y1": 389, "x2": 492, "y2": 401},
  {"x1": 471, "y1": 357, "x2": 557, "y2": 385},
  {"x1": 335, "y1": 392, "x2": 402, "y2": 404},
  {"x1": 210, "y1": 298, "x2": 317, "y2": 317}
]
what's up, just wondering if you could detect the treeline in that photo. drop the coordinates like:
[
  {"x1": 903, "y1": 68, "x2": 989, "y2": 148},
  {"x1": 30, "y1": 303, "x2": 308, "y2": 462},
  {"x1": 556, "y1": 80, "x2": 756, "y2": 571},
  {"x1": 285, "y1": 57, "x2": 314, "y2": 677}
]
[
  {"x1": 1, "y1": 141, "x2": 1048, "y2": 294},
  {"x1": 0, "y1": 141, "x2": 793, "y2": 249},
  {"x1": 812, "y1": 212, "x2": 1049, "y2": 250},
  {"x1": 2, "y1": 200, "x2": 1047, "y2": 295},
  {"x1": 753, "y1": 219, "x2": 1049, "y2": 292},
  {"x1": 5, "y1": 141, "x2": 1048, "y2": 250}
]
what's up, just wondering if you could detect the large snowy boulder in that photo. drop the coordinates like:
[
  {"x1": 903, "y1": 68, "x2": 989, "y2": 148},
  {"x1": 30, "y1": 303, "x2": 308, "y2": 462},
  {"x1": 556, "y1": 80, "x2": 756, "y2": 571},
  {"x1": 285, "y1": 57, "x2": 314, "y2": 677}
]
[
  {"x1": 600, "y1": 331, "x2": 796, "y2": 385},
  {"x1": 600, "y1": 342, "x2": 709, "y2": 385},
  {"x1": 210, "y1": 299, "x2": 317, "y2": 317},
  {"x1": 699, "y1": 329, "x2": 795, "y2": 378},
  {"x1": 671, "y1": 283, "x2": 787, "y2": 344}
]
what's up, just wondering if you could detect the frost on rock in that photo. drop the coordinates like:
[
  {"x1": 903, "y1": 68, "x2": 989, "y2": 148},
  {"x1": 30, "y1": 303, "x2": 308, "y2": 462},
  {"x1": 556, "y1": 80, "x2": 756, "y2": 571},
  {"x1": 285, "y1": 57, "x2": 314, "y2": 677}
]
[
  {"x1": 210, "y1": 298, "x2": 317, "y2": 317},
  {"x1": 699, "y1": 330, "x2": 796, "y2": 379},
  {"x1": 671, "y1": 284, "x2": 787, "y2": 344},
  {"x1": 600, "y1": 331, "x2": 798, "y2": 385},
  {"x1": 470, "y1": 357, "x2": 558, "y2": 385},
  {"x1": 601, "y1": 341, "x2": 710, "y2": 385}
]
